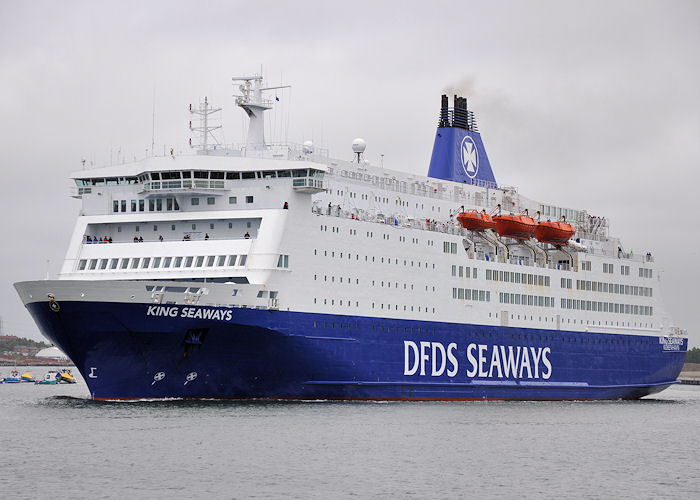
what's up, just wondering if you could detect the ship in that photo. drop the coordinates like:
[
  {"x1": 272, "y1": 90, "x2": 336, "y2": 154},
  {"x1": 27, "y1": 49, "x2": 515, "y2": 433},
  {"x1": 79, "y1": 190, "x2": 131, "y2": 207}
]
[{"x1": 14, "y1": 75, "x2": 687, "y2": 400}]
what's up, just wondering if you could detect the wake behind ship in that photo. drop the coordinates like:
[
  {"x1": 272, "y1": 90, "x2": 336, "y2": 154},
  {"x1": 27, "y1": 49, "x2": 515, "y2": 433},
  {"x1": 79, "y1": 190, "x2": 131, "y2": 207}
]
[{"x1": 15, "y1": 76, "x2": 687, "y2": 400}]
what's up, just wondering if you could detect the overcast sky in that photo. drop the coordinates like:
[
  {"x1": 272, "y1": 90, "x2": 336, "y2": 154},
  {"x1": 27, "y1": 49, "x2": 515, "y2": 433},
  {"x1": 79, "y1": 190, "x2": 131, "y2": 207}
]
[{"x1": 1, "y1": 1, "x2": 698, "y2": 346}]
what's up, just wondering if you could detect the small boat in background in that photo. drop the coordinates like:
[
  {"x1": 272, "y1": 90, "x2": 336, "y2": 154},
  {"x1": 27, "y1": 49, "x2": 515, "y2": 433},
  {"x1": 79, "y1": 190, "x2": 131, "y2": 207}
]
[
  {"x1": 58, "y1": 369, "x2": 76, "y2": 384},
  {"x1": 37, "y1": 371, "x2": 60, "y2": 385},
  {"x1": 457, "y1": 210, "x2": 496, "y2": 231},
  {"x1": 20, "y1": 371, "x2": 36, "y2": 383},
  {"x1": 3, "y1": 370, "x2": 22, "y2": 383}
]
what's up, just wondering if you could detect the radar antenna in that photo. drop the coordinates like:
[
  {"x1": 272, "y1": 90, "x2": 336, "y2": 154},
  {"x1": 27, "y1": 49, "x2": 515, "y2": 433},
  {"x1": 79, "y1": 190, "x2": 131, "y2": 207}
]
[
  {"x1": 188, "y1": 97, "x2": 222, "y2": 154},
  {"x1": 232, "y1": 74, "x2": 290, "y2": 151}
]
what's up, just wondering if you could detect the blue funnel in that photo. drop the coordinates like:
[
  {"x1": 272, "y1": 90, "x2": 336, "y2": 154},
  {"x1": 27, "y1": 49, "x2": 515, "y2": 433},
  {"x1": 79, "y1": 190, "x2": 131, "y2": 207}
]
[{"x1": 427, "y1": 95, "x2": 497, "y2": 188}]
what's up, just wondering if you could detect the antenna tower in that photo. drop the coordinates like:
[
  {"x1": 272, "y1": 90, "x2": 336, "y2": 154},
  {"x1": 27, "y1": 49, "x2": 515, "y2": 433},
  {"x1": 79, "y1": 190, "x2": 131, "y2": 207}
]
[{"x1": 188, "y1": 97, "x2": 222, "y2": 154}]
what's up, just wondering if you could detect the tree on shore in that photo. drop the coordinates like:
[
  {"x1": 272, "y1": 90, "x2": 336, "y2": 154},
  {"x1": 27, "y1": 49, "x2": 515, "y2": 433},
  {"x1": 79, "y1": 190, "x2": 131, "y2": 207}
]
[{"x1": 686, "y1": 347, "x2": 700, "y2": 364}]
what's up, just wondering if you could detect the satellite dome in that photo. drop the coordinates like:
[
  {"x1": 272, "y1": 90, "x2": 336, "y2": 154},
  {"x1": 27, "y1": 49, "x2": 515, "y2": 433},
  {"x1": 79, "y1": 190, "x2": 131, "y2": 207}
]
[
  {"x1": 352, "y1": 138, "x2": 367, "y2": 154},
  {"x1": 303, "y1": 140, "x2": 314, "y2": 154}
]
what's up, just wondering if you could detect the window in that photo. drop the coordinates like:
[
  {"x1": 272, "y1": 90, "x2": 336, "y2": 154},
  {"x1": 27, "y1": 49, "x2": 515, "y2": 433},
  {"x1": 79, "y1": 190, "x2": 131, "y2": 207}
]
[
  {"x1": 227, "y1": 255, "x2": 237, "y2": 266},
  {"x1": 113, "y1": 201, "x2": 119, "y2": 213},
  {"x1": 109, "y1": 259, "x2": 118, "y2": 270},
  {"x1": 191, "y1": 198, "x2": 199, "y2": 206},
  {"x1": 153, "y1": 257, "x2": 161, "y2": 268},
  {"x1": 246, "y1": 196, "x2": 254, "y2": 203},
  {"x1": 120, "y1": 258, "x2": 129, "y2": 269},
  {"x1": 141, "y1": 258, "x2": 150, "y2": 269},
  {"x1": 156, "y1": 199, "x2": 162, "y2": 211},
  {"x1": 229, "y1": 196, "x2": 237, "y2": 204},
  {"x1": 174, "y1": 257, "x2": 183, "y2": 267},
  {"x1": 195, "y1": 256, "x2": 204, "y2": 267},
  {"x1": 167, "y1": 198, "x2": 173, "y2": 211},
  {"x1": 206, "y1": 256, "x2": 215, "y2": 267},
  {"x1": 216, "y1": 255, "x2": 226, "y2": 266},
  {"x1": 239, "y1": 255, "x2": 247, "y2": 266},
  {"x1": 153, "y1": 225, "x2": 158, "y2": 231},
  {"x1": 207, "y1": 197, "x2": 215, "y2": 205},
  {"x1": 78, "y1": 259, "x2": 87, "y2": 270},
  {"x1": 121, "y1": 200, "x2": 126, "y2": 212},
  {"x1": 131, "y1": 200, "x2": 137, "y2": 212},
  {"x1": 139, "y1": 200, "x2": 144, "y2": 212},
  {"x1": 149, "y1": 199, "x2": 155, "y2": 211},
  {"x1": 210, "y1": 223, "x2": 214, "y2": 230},
  {"x1": 277, "y1": 255, "x2": 290, "y2": 268},
  {"x1": 130, "y1": 258, "x2": 140, "y2": 269},
  {"x1": 185, "y1": 257, "x2": 193, "y2": 268},
  {"x1": 163, "y1": 257, "x2": 172, "y2": 268}
]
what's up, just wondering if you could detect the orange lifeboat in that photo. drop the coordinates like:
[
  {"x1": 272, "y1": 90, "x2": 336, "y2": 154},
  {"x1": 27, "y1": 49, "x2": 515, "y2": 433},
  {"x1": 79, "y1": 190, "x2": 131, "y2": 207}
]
[
  {"x1": 534, "y1": 220, "x2": 575, "y2": 245},
  {"x1": 457, "y1": 210, "x2": 496, "y2": 232},
  {"x1": 492, "y1": 214, "x2": 536, "y2": 239}
]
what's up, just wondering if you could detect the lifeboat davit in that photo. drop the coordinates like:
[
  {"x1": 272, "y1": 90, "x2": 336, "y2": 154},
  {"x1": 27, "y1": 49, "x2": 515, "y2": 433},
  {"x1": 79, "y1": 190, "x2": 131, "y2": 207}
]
[
  {"x1": 457, "y1": 210, "x2": 496, "y2": 232},
  {"x1": 534, "y1": 220, "x2": 575, "y2": 245},
  {"x1": 492, "y1": 214, "x2": 536, "y2": 239}
]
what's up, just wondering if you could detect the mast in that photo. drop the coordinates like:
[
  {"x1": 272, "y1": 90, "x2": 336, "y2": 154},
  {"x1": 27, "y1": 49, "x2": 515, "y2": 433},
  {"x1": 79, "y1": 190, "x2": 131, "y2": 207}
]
[
  {"x1": 188, "y1": 97, "x2": 222, "y2": 154},
  {"x1": 232, "y1": 75, "x2": 289, "y2": 151}
]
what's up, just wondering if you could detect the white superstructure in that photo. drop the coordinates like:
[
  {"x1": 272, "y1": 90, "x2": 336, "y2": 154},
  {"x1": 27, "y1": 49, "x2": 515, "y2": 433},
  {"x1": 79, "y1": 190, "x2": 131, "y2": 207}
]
[{"x1": 62, "y1": 75, "x2": 678, "y2": 339}]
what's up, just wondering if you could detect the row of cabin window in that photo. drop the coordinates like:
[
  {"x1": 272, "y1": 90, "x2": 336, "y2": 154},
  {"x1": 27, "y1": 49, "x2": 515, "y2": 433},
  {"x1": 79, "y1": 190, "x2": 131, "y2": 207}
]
[
  {"x1": 575, "y1": 280, "x2": 652, "y2": 297},
  {"x1": 112, "y1": 196, "x2": 255, "y2": 213},
  {"x1": 311, "y1": 298, "x2": 436, "y2": 314},
  {"x1": 453, "y1": 288, "x2": 491, "y2": 302},
  {"x1": 486, "y1": 269, "x2": 550, "y2": 287},
  {"x1": 320, "y1": 224, "x2": 429, "y2": 246},
  {"x1": 313, "y1": 275, "x2": 427, "y2": 293},
  {"x1": 313, "y1": 248, "x2": 435, "y2": 269},
  {"x1": 639, "y1": 267, "x2": 653, "y2": 278},
  {"x1": 113, "y1": 197, "x2": 180, "y2": 213},
  {"x1": 490, "y1": 312, "x2": 653, "y2": 330},
  {"x1": 499, "y1": 293, "x2": 554, "y2": 308},
  {"x1": 560, "y1": 298, "x2": 653, "y2": 316},
  {"x1": 77, "y1": 254, "x2": 247, "y2": 271},
  {"x1": 128, "y1": 221, "x2": 252, "y2": 233},
  {"x1": 443, "y1": 241, "x2": 458, "y2": 254},
  {"x1": 451, "y1": 265, "x2": 478, "y2": 279}
]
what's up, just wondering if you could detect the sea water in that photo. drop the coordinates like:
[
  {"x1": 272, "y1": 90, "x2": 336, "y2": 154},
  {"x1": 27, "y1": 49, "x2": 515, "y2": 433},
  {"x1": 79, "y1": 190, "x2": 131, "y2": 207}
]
[{"x1": 0, "y1": 367, "x2": 698, "y2": 499}]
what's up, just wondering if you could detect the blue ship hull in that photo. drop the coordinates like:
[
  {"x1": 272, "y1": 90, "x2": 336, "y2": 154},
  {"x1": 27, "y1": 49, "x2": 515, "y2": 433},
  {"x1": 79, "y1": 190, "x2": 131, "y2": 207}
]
[{"x1": 25, "y1": 301, "x2": 686, "y2": 400}]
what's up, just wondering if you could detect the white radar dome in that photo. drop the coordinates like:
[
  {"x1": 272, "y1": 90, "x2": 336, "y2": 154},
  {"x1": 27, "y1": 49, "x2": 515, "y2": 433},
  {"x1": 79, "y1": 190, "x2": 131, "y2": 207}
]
[
  {"x1": 352, "y1": 138, "x2": 367, "y2": 154},
  {"x1": 303, "y1": 140, "x2": 314, "y2": 154}
]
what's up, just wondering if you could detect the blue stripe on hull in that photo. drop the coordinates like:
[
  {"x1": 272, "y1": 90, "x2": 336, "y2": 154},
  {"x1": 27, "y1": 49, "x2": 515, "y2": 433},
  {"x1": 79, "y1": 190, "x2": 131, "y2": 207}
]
[{"x1": 25, "y1": 301, "x2": 686, "y2": 400}]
